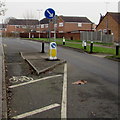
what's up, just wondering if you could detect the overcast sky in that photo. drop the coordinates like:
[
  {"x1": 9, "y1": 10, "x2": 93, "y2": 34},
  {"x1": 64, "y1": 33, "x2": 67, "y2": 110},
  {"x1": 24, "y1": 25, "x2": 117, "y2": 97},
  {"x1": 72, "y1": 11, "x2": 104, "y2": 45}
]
[{"x1": 0, "y1": 0, "x2": 119, "y2": 24}]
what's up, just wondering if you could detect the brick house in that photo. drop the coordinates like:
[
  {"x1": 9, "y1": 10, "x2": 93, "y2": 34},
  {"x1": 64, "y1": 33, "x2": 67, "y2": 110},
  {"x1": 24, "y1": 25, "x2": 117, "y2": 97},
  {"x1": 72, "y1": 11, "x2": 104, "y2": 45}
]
[
  {"x1": 40, "y1": 15, "x2": 93, "y2": 40},
  {"x1": 4, "y1": 16, "x2": 94, "y2": 40},
  {"x1": 0, "y1": 24, "x2": 7, "y2": 35},
  {"x1": 6, "y1": 19, "x2": 39, "y2": 35},
  {"x1": 96, "y1": 12, "x2": 120, "y2": 43}
]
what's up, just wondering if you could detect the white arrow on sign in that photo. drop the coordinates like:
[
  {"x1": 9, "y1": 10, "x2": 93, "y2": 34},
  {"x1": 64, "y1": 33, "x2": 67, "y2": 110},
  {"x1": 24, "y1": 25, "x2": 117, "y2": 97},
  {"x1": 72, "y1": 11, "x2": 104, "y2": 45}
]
[{"x1": 47, "y1": 10, "x2": 54, "y2": 17}]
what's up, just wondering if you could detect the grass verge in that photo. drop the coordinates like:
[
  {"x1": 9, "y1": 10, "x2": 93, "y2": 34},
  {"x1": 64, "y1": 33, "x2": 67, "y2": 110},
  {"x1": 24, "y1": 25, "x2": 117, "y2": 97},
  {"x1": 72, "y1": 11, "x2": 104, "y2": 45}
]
[
  {"x1": 22, "y1": 38, "x2": 120, "y2": 60},
  {"x1": 105, "y1": 55, "x2": 120, "y2": 62}
]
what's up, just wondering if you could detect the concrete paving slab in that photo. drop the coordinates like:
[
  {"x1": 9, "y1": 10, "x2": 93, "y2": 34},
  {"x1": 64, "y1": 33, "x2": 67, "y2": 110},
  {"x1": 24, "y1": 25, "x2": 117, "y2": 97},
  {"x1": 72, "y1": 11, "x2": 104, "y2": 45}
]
[
  {"x1": 21, "y1": 52, "x2": 48, "y2": 60},
  {"x1": 21, "y1": 52, "x2": 66, "y2": 74}
]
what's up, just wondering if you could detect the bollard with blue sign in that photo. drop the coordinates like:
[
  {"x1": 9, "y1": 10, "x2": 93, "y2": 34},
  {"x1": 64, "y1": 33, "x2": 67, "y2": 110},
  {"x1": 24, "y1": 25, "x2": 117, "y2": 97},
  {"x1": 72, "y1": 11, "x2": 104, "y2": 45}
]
[{"x1": 49, "y1": 42, "x2": 57, "y2": 60}]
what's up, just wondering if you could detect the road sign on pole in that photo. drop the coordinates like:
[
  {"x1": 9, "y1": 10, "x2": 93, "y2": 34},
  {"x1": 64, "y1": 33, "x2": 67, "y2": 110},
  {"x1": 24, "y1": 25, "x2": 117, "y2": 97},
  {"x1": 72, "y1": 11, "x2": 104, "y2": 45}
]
[
  {"x1": 44, "y1": 8, "x2": 57, "y2": 60},
  {"x1": 44, "y1": 8, "x2": 55, "y2": 19}
]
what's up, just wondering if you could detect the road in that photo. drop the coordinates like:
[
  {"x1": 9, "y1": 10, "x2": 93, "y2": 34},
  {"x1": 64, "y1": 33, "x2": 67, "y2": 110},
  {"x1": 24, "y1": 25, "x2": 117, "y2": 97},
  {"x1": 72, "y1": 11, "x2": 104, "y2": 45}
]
[{"x1": 3, "y1": 37, "x2": 118, "y2": 119}]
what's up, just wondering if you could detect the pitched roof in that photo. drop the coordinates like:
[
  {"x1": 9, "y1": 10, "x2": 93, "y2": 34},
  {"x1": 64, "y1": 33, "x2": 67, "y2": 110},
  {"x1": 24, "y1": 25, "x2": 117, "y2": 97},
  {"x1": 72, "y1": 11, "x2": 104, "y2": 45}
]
[
  {"x1": 8, "y1": 19, "x2": 39, "y2": 25},
  {"x1": 96, "y1": 12, "x2": 120, "y2": 29},
  {"x1": 60, "y1": 16, "x2": 92, "y2": 23},
  {"x1": 40, "y1": 18, "x2": 49, "y2": 24},
  {"x1": 109, "y1": 12, "x2": 120, "y2": 24},
  {"x1": 40, "y1": 16, "x2": 92, "y2": 24}
]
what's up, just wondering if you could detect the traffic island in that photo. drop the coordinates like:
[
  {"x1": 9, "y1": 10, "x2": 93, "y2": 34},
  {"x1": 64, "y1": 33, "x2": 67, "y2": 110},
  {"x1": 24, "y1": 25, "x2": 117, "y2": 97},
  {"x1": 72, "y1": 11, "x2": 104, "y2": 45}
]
[{"x1": 20, "y1": 52, "x2": 66, "y2": 74}]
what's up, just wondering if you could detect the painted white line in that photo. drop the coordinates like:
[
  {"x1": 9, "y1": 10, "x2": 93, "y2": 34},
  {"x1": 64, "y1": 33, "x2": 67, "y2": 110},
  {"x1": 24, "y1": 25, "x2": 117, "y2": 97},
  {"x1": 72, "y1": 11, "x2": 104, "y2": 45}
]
[
  {"x1": 20, "y1": 52, "x2": 25, "y2": 60},
  {"x1": 61, "y1": 63, "x2": 67, "y2": 119},
  {"x1": 26, "y1": 59, "x2": 40, "y2": 74},
  {"x1": 9, "y1": 74, "x2": 62, "y2": 89},
  {"x1": 12, "y1": 103, "x2": 60, "y2": 119}
]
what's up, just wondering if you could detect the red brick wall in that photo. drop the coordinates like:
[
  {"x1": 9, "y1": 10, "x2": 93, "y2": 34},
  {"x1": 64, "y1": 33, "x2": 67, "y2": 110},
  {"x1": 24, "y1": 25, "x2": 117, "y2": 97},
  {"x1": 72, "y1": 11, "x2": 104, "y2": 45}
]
[
  {"x1": 40, "y1": 16, "x2": 92, "y2": 33},
  {"x1": 64, "y1": 33, "x2": 80, "y2": 40},
  {"x1": 64, "y1": 22, "x2": 92, "y2": 32},
  {"x1": 20, "y1": 32, "x2": 80, "y2": 40},
  {"x1": 6, "y1": 25, "x2": 15, "y2": 33},
  {"x1": 96, "y1": 13, "x2": 120, "y2": 42},
  {"x1": 6, "y1": 25, "x2": 26, "y2": 33}
]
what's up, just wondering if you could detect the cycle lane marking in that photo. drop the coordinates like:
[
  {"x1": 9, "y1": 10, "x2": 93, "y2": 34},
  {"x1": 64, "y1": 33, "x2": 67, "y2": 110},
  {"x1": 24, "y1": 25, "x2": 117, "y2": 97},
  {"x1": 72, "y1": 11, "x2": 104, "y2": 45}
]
[
  {"x1": 9, "y1": 64, "x2": 67, "y2": 119},
  {"x1": 9, "y1": 76, "x2": 33, "y2": 83},
  {"x1": 9, "y1": 74, "x2": 62, "y2": 89},
  {"x1": 61, "y1": 63, "x2": 67, "y2": 119},
  {"x1": 12, "y1": 103, "x2": 60, "y2": 119}
]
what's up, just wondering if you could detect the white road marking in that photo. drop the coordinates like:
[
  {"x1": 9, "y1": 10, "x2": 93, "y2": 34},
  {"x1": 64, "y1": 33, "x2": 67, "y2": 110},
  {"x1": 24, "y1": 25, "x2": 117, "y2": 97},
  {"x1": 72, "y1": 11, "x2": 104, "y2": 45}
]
[
  {"x1": 61, "y1": 63, "x2": 67, "y2": 119},
  {"x1": 12, "y1": 103, "x2": 60, "y2": 119},
  {"x1": 9, "y1": 74, "x2": 62, "y2": 88},
  {"x1": 9, "y1": 76, "x2": 33, "y2": 83},
  {"x1": 3, "y1": 44, "x2": 7, "y2": 47}
]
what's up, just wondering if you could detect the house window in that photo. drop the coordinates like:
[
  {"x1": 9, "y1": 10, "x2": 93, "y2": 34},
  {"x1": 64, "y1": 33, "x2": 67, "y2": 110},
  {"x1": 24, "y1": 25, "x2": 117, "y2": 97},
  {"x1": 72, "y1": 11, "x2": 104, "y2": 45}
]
[
  {"x1": 51, "y1": 31, "x2": 55, "y2": 33},
  {"x1": 78, "y1": 23, "x2": 82, "y2": 27},
  {"x1": 59, "y1": 22, "x2": 64, "y2": 27},
  {"x1": 59, "y1": 31, "x2": 63, "y2": 33},
  {"x1": 108, "y1": 30, "x2": 111, "y2": 34},
  {"x1": 41, "y1": 24, "x2": 44, "y2": 28},
  {"x1": 103, "y1": 29, "x2": 107, "y2": 34},
  {"x1": 45, "y1": 24, "x2": 48, "y2": 28},
  {"x1": 37, "y1": 25, "x2": 40, "y2": 28},
  {"x1": 54, "y1": 24, "x2": 57, "y2": 27},
  {"x1": 16, "y1": 25, "x2": 20, "y2": 28},
  {"x1": 31, "y1": 25, "x2": 35, "y2": 28},
  {"x1": 22, "y1": 26, "x2": 26, "y2": 29}
]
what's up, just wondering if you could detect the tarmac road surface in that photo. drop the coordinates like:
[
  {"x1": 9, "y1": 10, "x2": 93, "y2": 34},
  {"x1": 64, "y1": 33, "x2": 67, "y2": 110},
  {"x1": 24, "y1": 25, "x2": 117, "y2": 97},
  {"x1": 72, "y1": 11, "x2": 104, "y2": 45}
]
[{"x1": 3, "y1": 37, "x2": 119, "y2": 119}]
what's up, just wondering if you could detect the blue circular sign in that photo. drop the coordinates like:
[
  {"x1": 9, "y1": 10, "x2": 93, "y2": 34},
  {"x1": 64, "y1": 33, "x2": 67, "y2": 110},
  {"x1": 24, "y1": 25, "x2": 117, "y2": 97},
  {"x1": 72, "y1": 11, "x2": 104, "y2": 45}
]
[
  {"x1": 44, "y1": 8, "x2": 55, "y2": 19},
  {"x1": 51, "y1": 42, "x2": 56, "y2": 48}
]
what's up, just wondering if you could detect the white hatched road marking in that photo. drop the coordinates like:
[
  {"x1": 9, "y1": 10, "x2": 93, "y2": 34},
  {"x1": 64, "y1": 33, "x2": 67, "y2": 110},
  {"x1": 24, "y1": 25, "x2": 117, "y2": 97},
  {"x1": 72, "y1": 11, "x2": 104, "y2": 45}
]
[
  {"x1": 9, "y1": 74, "x2": 62, "y2": 88},
  {"x1": 12, "y1": 103, "x2": 60, "y2": 119},
  {"x1": 9, "y1": 63, "x2": 67, "y2": 119},
  {"x1": 61, "y1": 63, "x2": 67, "y2": 119}
]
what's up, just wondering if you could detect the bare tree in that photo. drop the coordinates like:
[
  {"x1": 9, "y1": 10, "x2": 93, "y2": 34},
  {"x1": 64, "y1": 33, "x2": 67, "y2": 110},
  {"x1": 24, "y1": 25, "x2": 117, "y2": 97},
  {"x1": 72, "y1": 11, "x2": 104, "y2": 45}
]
[
  {"x1": 23, "y1": 10, "x2": 39, "y2": 34},
  {"x1": 0, "y1": 1, "x2": 7, "y2": 16},
  {"x1": 23, "y1": 10, "x2": 36, "y2": 19},
  {"x1": 4, "y1": 17, "x2": 16, "y2": 24}
]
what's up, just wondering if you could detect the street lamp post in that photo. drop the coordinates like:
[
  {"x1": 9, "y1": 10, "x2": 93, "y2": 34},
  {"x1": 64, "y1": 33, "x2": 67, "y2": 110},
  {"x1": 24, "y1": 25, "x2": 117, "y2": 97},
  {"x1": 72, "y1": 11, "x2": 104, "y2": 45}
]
[
  {"x1": 105, "y1": 2, "x2": 109, "y2": 34},
  {"x1": 37, "y1": 9, "x2": 42, "y2": 38}
]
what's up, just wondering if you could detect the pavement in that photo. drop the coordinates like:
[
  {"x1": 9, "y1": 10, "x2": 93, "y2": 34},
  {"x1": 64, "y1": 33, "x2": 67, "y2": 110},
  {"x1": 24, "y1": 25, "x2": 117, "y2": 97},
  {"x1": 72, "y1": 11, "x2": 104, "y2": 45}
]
[
  {"x1": 0, "y1": 37, "x2": 2, "y2": 120},
  {"x1": 0, "y1": 37, "x2": 7, "y2": 120},
  {"x1": 20, "y1": 52, "x2": 66, "y2": 74}
]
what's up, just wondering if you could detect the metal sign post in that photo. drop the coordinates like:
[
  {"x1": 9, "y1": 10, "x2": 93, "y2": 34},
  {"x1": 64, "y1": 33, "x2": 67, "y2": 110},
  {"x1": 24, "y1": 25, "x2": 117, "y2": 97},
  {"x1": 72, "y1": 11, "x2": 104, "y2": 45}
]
[
  {"x1": 53, "y1": 15, "x2": 57, "y2": 42},
  {"x1": 48, "y1": 19, "x2": 51, "y2": 43},
  {"x1": 44, "y1": 8, "x2": 57, "y2": 60}
]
